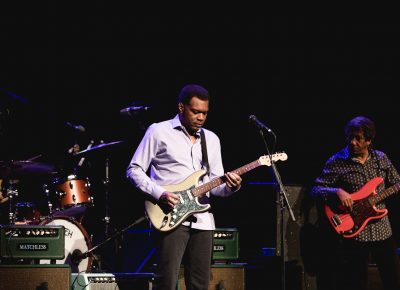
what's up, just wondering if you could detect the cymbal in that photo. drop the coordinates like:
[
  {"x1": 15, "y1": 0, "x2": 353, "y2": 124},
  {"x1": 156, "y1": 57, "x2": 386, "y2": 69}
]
[
  {"x1": 73, "y1": 140, "x2": 124, "y2": 157},
  {"x1": 0, "y1": 160, "x2": 57, "y2": 179}
]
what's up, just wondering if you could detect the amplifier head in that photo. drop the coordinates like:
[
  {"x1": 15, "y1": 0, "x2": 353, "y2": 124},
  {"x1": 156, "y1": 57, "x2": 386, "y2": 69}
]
[
  {"x1": 0, "y1": 224, "x2": 65, "y2": 259},
  {"x1": 213, "y1": 228, "x2": 239, "y2": 260}
]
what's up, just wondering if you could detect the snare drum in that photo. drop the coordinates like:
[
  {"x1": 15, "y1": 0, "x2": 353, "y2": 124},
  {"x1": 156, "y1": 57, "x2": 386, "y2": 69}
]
[
  {"x1": 40, "y1": 216, "x2": 93, "y2": 273},
  {"x1": 54, "y1": 175, "x2": 93, "y2": 209}
]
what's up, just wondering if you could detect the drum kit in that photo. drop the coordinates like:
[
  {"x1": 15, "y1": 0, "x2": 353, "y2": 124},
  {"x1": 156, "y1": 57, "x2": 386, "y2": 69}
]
[{"x1": 0, "y1": 140, "x2": 124, "y2": 273}]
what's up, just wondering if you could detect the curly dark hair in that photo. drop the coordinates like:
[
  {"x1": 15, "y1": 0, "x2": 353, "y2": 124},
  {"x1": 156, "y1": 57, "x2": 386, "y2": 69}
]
[{"x1": 344, "y1": 116, "x2": 376, "y2": 142}]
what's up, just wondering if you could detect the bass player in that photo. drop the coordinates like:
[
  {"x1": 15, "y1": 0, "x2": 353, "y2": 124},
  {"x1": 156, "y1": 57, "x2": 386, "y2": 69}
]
[{"x1": 311, "y1": 116, "x2": 400, "y2": 290}]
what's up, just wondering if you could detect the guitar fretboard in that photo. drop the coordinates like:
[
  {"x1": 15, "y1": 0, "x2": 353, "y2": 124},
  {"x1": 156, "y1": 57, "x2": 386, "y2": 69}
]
[
  {"x1": 369, "y1": 182, "x2": 400, "y2": 205},
  {"x1": 191, "y1": 159, "x2": 262, "y2": 197}
]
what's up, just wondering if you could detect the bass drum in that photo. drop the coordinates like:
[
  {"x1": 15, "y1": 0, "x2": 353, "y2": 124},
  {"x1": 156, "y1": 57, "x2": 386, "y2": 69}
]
[{"x1": 40, "y1": 216, "x2": 93, "y2": 273}]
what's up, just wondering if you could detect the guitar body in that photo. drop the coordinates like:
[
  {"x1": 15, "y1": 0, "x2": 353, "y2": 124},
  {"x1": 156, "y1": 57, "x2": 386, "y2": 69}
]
[
  {"x1": 324, "y1": 177, "x2": 388, "y2": 238},
  {"x1": 145, "y1": 170, "x2": 211, "y2": 232},
  {"x1": 144, "y1": 153, "x2": 288, "y2": 232}
]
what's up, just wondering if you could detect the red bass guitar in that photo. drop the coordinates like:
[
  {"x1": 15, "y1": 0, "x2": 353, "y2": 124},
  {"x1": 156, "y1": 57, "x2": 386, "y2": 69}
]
[{"x1": 324, "y1": 177, "x2": 400, "y2": 238}]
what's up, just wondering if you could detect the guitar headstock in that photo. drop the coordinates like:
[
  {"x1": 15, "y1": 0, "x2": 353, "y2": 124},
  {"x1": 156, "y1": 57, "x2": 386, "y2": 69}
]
[{"x1": 259, "y1": 152, "x2": 288, "y2": 166}]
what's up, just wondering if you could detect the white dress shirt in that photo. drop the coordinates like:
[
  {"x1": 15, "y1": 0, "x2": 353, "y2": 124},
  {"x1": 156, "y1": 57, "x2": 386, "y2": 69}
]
[{"x1": 126, "y1": 114, "x2": 234, "y2": 230}]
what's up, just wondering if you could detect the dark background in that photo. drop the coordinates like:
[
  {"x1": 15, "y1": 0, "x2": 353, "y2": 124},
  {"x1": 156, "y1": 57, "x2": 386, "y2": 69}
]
[{"x1": 1, "y1": 4, "x2": 400, "y2": 280}]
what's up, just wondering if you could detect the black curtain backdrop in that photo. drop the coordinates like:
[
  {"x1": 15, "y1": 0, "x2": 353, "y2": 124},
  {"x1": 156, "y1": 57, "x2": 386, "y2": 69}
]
[{"x1": 2, "y1": 5, "x2": 400, "y2": 275}]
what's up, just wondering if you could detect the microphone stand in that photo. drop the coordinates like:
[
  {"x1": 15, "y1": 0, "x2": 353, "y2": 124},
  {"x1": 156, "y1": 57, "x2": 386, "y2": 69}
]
[
  {"x1": 72, "y1": 216, "x2": 146, "y2": 265},
  {"x1": 256, "y1": 128, "x2": 295, "y2": 290}
]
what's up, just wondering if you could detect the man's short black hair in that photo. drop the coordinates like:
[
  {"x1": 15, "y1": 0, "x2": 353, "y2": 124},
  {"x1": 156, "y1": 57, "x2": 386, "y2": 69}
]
[{"x1": 178, "y1": 84, "x2": 210, "y2": 104}]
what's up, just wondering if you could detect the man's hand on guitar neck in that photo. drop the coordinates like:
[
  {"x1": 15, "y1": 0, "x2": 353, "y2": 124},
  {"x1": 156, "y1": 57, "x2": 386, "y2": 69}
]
[
  {"x1": 336, "y1": 188, "x2": 353, "y2": 210},
  {"x1": 224, "y1": 172, "x2": 242, "y2": 192},
  {"x1": 160, "y1": 192, "x2": 180, "y2": 208}
]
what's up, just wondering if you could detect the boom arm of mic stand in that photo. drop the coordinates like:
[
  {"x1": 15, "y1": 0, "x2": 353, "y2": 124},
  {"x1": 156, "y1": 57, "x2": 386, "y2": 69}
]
[{"x1": 78, "y1": 216, "x2": 146, "y2": 259}]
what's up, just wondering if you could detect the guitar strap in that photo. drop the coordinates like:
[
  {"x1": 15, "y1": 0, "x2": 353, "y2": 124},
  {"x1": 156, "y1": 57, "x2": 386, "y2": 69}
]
[
  {"x1": 199, "y1": 129, "x2": 210, "y2": 205},
  {"x1": 200, "y1": 129, "x2": 210, "y2": 175}
]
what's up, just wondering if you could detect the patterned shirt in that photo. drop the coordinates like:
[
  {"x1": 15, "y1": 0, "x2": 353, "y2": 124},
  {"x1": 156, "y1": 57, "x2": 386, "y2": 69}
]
[
  {"x1": 311, "y1": 146, "x2": 400, "y2": 242},
  {"x1": 126, "y1": 114, "x2": 235, "y2": 230}
]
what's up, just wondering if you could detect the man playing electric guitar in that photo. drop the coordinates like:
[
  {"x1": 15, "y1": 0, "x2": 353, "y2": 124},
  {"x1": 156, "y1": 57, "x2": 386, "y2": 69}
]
[
  {"x1": 126, "y1": 84, "x2": 243, "y2": 290},
  {"x1": 311, "y1": 116, "x2": 400, "y2": 290}
]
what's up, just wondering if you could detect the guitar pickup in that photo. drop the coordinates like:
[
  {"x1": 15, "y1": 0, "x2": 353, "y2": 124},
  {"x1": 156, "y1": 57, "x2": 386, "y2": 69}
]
[
  {"x1": 185, "y1": 190, "x2": 193, "y2": 201},
  {"x1": 331, "y1": 215, "x2": 342, "y2": 226}
]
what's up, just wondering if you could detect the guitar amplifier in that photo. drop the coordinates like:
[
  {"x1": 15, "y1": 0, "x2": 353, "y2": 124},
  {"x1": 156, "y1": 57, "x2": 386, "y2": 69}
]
[
  {"x1": 0, "y1": 224, "x2": 65, "y2": 259},
  {"x1": 212, "y1": 228, "x2": 239, "y2": 260},
  {"x1": 71, "y1": 273, "x2": 120, "y2": 290}
]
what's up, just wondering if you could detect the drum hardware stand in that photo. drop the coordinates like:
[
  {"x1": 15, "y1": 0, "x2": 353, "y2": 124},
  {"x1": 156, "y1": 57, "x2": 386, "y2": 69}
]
[
  {"x1": 254, "y1": 123, "x2": 295, "y2": 290},
  {"x1": 103, "y1": 157, "x2": 111, "y2": 237},
  {"x1": 77, "y1": 140, "x2": 94, "y2": 168},
  {"x1": 6, "y1": 183, "x2": 18, "y2": 224},
  {"x1": 42, "y1": 184, "x2": 54, "y2": 219},
  {"x1": 71, "y1": 215, "x2": 146, "y2": 266},
  {"x1": 71, "y1": 140, "x2": 124, "y2": 237}
]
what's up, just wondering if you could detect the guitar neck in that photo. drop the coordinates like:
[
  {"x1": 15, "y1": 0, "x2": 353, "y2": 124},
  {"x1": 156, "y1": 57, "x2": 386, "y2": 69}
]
[
  {"x1": 370, "y1": 182, "x2": 400, "y2": 205},
  {"x1": 191, "y1": 159, "x2": 262, "y2": 197}
]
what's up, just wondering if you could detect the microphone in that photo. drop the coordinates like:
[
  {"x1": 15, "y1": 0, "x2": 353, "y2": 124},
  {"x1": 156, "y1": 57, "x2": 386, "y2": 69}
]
[
  {"x1": 249, "y1": 115, "x2": 274, "y2": 133},
  {"x1": 120, "y1": 106, "x2": 151, "y2": 116},
  {"x1": 66, "y1": 122, "x2": 86, "y2": 133}
]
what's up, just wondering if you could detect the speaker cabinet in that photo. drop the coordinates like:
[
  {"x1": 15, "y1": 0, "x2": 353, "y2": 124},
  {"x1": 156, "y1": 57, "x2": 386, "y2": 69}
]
[
  {"x1": 275, "y1": 185, "x2": 319, "y2": 290},
  {"x1": 178, "y1": 264, "x2": 245, "y2": 290},
  {"x1": 0, "y1": 264, "x2": 70, "y2": 290}
]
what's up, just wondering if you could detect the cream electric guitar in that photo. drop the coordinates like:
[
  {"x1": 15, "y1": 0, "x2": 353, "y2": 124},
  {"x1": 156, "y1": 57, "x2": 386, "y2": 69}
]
[{"x1": 145, "y1": 153, "x2": 288, "y2": 232}]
